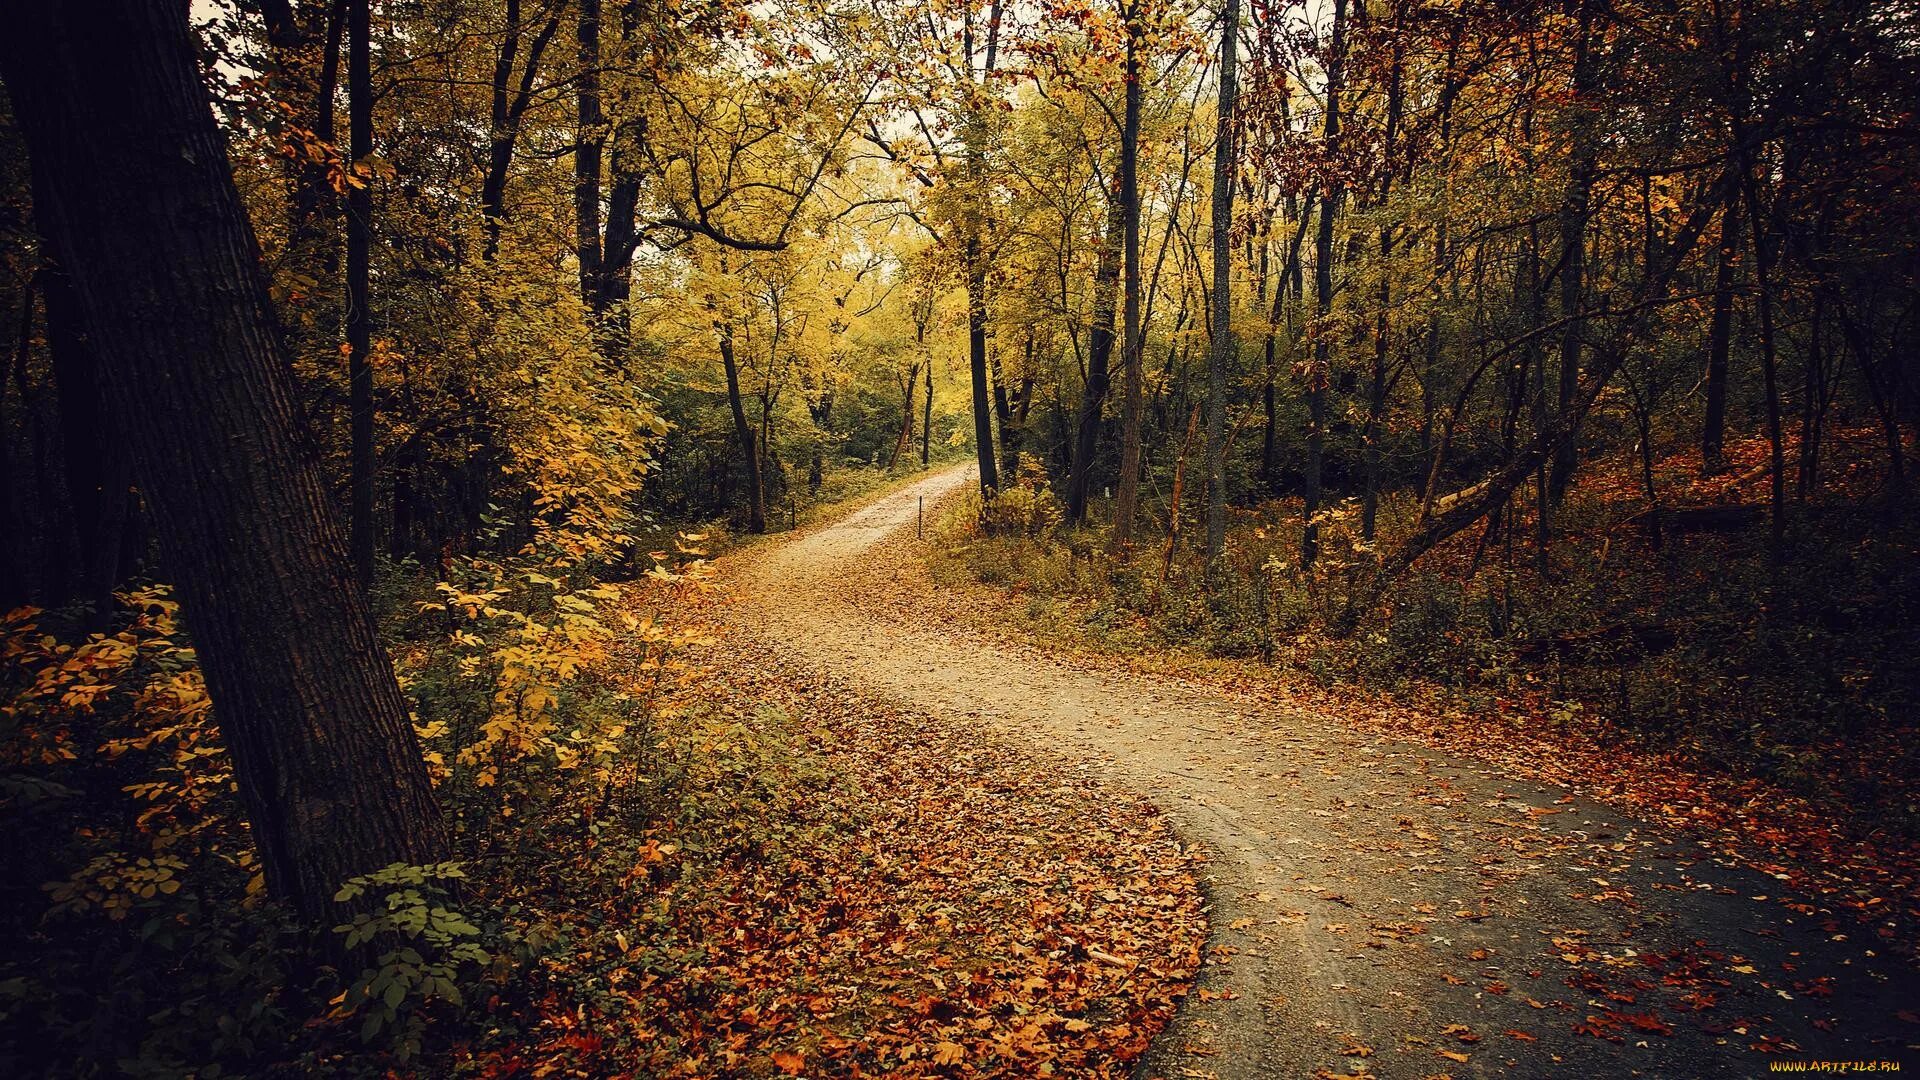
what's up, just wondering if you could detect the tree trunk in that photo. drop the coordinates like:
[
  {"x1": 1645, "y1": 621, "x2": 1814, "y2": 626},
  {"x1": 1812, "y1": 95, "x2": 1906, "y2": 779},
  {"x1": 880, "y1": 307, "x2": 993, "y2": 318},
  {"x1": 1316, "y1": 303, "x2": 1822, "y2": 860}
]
[
  {"x1": 1799, "y1": 296, "x2": 1826, "y2": 499},
  {"x1": 965, "y1": 236, "x2": 998, "y2": 498},
  {"x1": 573, "y1": 0, "x2": 604, "y2": 316},
  {"x1": 1744, "y1": 167, "x2": 1786, "y2": 562},
  {"x1": 1547, "y1": 0, "x2": 1598, "y2": 504},
  {"x1": 922, "y1": 355, "x2": 934, "y2": 466},
  {"x1": 1263, "y1": 199, "x2": 1312, "y2": 497},
  {"x1": 346, "y1": 0, "x2": 375, "y2": 590},
  {"x1": 1067, "y1": 192, "x2": 1125, "y2": 523},
  {"x1": 1202, "y1": 0, "x2": 1239, "y2": 558},
  {"x1": 42, "y1": 257, "x2": 132, "y2": 617},
  {"x1": 1700, "y1": 185, "x2": 1742, "y2": 472},
  {"x1": 889, "y1": 362, "x2": 920, "y2": 469},
  {"x1": 1, "y1": 0, "x2": 445, "y2": 919},
  {"x1": 1303, "y1": 0, "x2": 1347, "y2": 568},
  {"x1": 1109, "y1": 9, "x2": 1147, "y2": 550},
  {"x1": 0, "y1": 286, "x2": 34, "y2": 609},
  {"x1": 1360, "y1": 33, "x2": 1405, "y2": 545},
  {"x1": 807, "y1": 391, "x2": 832, "y2": 491},
  {"x1": 480, "y1": 0, "x2": 562, "y2": 261},
  {"x1": 990, "y1": 340, "x2": 1018, "y2": 478},
  {"x1": 716, "y1": 322, "x2": 766, "y2": 532}
]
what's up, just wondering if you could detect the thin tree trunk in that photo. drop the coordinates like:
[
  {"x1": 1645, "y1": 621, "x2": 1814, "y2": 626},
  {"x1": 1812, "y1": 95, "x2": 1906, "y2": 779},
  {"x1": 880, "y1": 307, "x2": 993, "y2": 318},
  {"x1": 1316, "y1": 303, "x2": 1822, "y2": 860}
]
[
  {"x1": 1110, "y1": 4, "x2": 1147, "y2": 550},
  {"x1": 0, "y1": 285, "x2": 34, "y2": 609},
  {"x1": 1360, "y1": 31, "x2": 1404, "y2": 545},
  {"x1": 2, "y1": 0, "x2": 445, "y2": 918},
  {"x1": 1067, "y1": 192, "x2": 1124, "y2": 523},
  {"x1": 1799, "y1": 296, "x2": 1826, "y2": 499},
  {"x1": 1303, "y1": 0, "x2": 1347, "y2": 568},
  {"x1": 1263, "y1": 199, "x2": 1312, "y2": 497},
  {"x1": 1162, "y1": 403, "x2": 1202, "y2": 587},
  {"x1": 922, "y1": 357, "x2": 934, "y2": 467},
  {"x1": 1744, "y1": 169, "x2": 1787, "y2": 562},
  {"x1": 42, "y1": 258, "x2": 131, "y2": 617},
  {"x1": 346, "y1": 0, "x2": 374, "y2": 589},
  {"x1": 963, "y1": 0, "x2": 1004, "y2": 500},
  {"x1": 965, "y1": 242, "x2": 998, "y2": 497},
  {"x1": 480, "y1": 0, "x2": 562, "y2": 261},
  {"x1": 889, "y1": 362, "x2": 920, "y2": 469},
  {"x1": 573, "y1": 0, "x2": 604, "y2": 316},
  {"x1": 716, "y1": 321, "x2": 766, "y2": 533},
  {"x1": 1202, "y1": 0, "x2": 1239, "y2": 558},
  {"x1": 1700, "y1": 186, "x2": 1742, "y2": 472},
  {"x1": 1547, "y1": 0, "x2": 1598, "y2": 504}
]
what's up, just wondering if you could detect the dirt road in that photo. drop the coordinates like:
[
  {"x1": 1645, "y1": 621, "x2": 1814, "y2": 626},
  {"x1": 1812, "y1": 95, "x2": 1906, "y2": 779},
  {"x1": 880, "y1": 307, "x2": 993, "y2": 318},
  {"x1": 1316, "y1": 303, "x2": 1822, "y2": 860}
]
[{"x1": 720, "y1": 464, "x2": 1918, "y2": 1079}]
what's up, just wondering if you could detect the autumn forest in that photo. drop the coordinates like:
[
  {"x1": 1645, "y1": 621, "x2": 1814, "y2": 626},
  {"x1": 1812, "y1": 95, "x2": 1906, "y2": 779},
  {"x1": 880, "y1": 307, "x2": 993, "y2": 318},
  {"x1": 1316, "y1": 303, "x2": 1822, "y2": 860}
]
[{"x1": 2, "y1": 0, "x2": 1918, "y2": 1075}]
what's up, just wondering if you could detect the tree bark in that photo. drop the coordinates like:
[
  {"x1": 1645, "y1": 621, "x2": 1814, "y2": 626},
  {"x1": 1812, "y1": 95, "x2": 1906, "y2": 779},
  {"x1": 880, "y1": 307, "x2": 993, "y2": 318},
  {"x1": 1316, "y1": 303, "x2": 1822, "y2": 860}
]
[
  {"x1": 480, "y1": 0, "x2": 562, "y2": 261},
  {"x1": 962, "y1": 0, "x2": 1004, "y2": 500},
  {"x1": 1067, "y1": 191, "x2": 1125, "y2": 523},
  {"x1": 1303, "y1": 0, "x2": 1347, "y2": 568},
  {"x1": 346, "y1": 0, "x2": 375, "y2": 589},
  {"x1": 922, "y1": 355, "x2": 934, "y2": 466},
  {"x1": 1743, "y1": 165, "x2": 1787, "y2": 562},
  {"x1": 1700, "y1": 185, "x2": 1742, "y2": 473},
  {"x1": 1547, "y1": 0, "x2": 1599, "y2": 504},
  {"x1": 1360, "y1": 28, "x2": 1404, "y2": 545},
  {"x1": 716, "y1": 320, "x2": 767, "y2": 533},
  {"x1": 1202, "y1": 0, "x2": 1239, "y2": 558},
  {"x1": 573, "y1": 0, "x2": 604, "y2": 315},
  {"x1": 965, "y1": 239, "x2": 999, "y2": 498},
  {"x1": 1110, "y1": 6, "x2": 1147, "y2": 550},
  {"x1": 1, "y1": 0, "x2": 446, "y2": 919},
  {"x1": 889, "y1": 361, "x2": 920, "y2": 469},
  {"x1": 42, "y1": 256, "x2": 133, "y2": 617}
]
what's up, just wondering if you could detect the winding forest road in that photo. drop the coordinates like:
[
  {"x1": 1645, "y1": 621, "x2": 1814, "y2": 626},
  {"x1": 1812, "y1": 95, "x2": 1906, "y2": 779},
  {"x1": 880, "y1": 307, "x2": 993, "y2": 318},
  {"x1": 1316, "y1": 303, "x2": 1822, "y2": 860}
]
[{"x1": 722, "y1": 463, "x2": 1918, "y2": 1079}]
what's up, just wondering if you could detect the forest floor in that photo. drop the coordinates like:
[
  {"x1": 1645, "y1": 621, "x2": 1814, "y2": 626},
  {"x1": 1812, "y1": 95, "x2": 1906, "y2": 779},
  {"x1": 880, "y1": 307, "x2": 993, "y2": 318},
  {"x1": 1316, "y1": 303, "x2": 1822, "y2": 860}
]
[{"x1": 712, "y1": 463, "x2": 1920, "y2": 1080}]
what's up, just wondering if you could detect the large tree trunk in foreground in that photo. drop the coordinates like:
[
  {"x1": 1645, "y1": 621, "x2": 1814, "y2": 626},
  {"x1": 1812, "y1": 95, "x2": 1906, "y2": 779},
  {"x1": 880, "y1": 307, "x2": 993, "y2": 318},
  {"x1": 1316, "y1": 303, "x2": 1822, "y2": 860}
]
[{"x1": 1, "y1": 0, "x2": 446, "y2": 920}]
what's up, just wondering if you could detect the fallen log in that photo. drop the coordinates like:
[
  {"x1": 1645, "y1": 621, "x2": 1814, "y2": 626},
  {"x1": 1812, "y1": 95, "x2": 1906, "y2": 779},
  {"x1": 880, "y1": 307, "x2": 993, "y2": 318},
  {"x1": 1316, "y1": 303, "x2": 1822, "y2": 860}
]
[
  {"x1": 1430, "y1": 479, "x2": 1492, "y2": 516},
  {"x1": 1625, "y1": 502, "x2": 1766, "y2": 536},
  {"x1": 1514, "y1": 621, "x2": 1679, "y2": 664}
]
